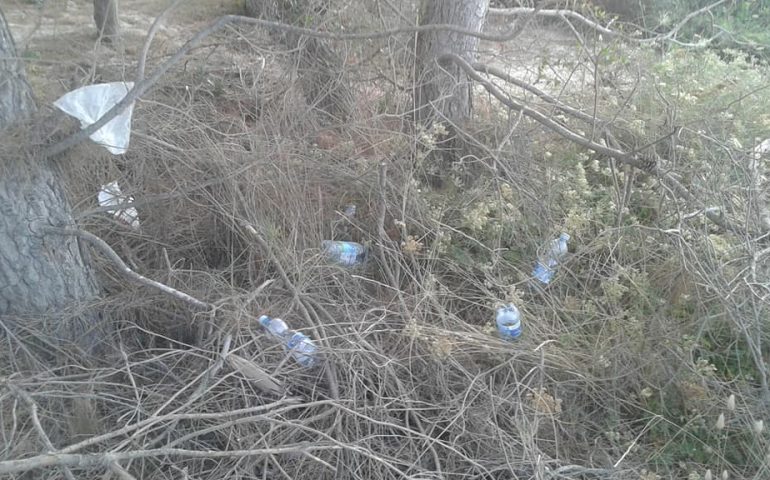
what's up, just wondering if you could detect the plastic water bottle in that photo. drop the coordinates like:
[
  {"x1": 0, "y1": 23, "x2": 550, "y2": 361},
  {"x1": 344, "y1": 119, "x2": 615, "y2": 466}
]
[
  {"x1": 322, "y1": 240, "x2": 366, "y2": 266},
  {"x1": 342, "y1": 204, "x2": 356, "y2": 218},
  {"x1": 496, "y1": 304, "x2": 521, "y2": 340},
  {"x1": 258, "y1": 315, "x2": 318, "y2": 367},
  {"x1": 285, "y1": 331, "x2": 318, "y2": 367},
  {"x1": 532, "y1": 233, "x2": 570, "y2": 284},
  {"x1": 259, "y1": 315, "x2": 289, "y2": 338}
]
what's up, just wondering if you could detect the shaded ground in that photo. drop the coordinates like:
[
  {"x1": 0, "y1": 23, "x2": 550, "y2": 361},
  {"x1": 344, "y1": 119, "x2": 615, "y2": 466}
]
[
  {"x1": 4, "y1": 1, "x2": 606, "y2": 107},
  {"x1": 3, "y1": 0, "x2": 237, "y2": 104},
  {"x1": 1, "y1": 4, "x2": 700, "y2": 479}
]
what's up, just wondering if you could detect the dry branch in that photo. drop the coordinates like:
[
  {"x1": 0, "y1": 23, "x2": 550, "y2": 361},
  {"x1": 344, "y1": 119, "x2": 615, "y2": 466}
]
[
  {"x1": 109, "y1": 462, "x2": 138, "y2": 480},
  {"x1": 375, "y1": 160, "x2": 407, "y2": 314},
  {"x1": 7, "y1": 385, "x2": 78, "y2": 480},
  {"x1": 443, "y1": 53, "x2": 754, "y2": 235},
  {"x1": 471, "y1": 61, "x2": 600, "y2": 125},
  {"x1": 59, "y1": 399, "x2": 310, "y2": 454},
  {"x1": 239, "y1": 221, "x2": 341, "y2": 401},
  {"x1": 227, "y1": 353, "x2": 285, "y2": 396},
  {"x1": 136, "y1": 0, "x2": 185, "y2": 82},
  {"x1": 140, "y1": 335, "x2": 234, "y2": 450},
  {"x1": 488, "y1": 7, "x2": 618, "y2": 38},
  {"x1": 653, "y1": 0, "x2": 728, "y2": 44},
  {"x1": 489, "y1": 0, "x2": 729, "y2": 47},
  {"x1": 0, "y1": 444, "x2": 340, "y2": 475},
  {"x1": 42, "y1": 13, "x2": 550, "y2": 158},
  {"x1": 40, "y1": 226, "x2": 214, "y2": 311},
  {"x1": 7, "y1": 1, "x2": 766, "y2": 477}
]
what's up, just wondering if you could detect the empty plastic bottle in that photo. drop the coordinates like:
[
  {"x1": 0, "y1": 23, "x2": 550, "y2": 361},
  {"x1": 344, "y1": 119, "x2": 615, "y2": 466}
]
[
  {"x1": 259, "y1": 315, "x2": 318, "y2": 367},
  {"x1": 260, "y1": 315, "x2": 288, "y2": 338},
  {"x1": 322, "y1": 240, "x2": 366, "y2": 266},
  {"x1": 496, "y1": 304, "x2": 522, "y2": 340},
  {"x1": 342, "y1": 204, "x2": 357, "y2": 218},
  {"x1": 532, "y1": 232, "x2": 570, "y2": 284},
  {"x1": 285, "y1": 331, "x2": 317, "y2": 367}
]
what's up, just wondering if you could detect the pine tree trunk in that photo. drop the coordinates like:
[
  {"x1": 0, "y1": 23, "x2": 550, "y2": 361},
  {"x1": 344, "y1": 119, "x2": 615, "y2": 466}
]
[
  {"x1": 0, "y1": 10, "x2": 35, "y2": 129},
  {"x1": 93, "y1": 0, "x2": 119, "y2": 42},
  {"x1": 415, "y1": 0, "x2": 488, "y2": 125},
  {"x1": 244, "y1": 0, "x2": 353, "y2": 123},
  {"x1": 0, "y1": 10, "x2": 104, "y2": 353}
]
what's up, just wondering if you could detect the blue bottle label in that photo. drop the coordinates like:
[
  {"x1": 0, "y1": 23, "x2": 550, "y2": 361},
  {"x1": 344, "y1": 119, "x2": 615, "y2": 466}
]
[
  {"x1": 499, "y1": 325, "x2": 522, "y2": 339},
  {"x1": 496, "y1": 305, "x2": 521, "y2": 340}
]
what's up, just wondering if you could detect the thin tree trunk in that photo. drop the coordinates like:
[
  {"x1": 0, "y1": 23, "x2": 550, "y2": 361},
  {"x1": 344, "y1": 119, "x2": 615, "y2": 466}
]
[
  {"x1": 415, "y1": 0, "x2": 488, "y2": 125},
  {"x1": 244, "y1": 0, "x2": 353, "y2": 123},
  {"x1": 0, "y1": 10, "x2": 35, "y2": 129},
  {"x1": 93, "y1": 0, "x2": 119, "y2": 43},
  {"x1": 0, "y1": 9, "x2": 105, "y2": 353}
]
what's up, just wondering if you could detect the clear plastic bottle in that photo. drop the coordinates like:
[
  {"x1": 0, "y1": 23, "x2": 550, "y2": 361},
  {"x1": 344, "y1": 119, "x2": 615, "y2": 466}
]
[
  {"x1": 322, "y1": 240, "x2": 367, "y2": 266},
  {"x1": 342, "y1": 204, "x2": 357, "y2": 218},
  {"x1": 532, "y1": 232, "x2": 570, "y2": 284},
  {"x1": 258, "y1": 315, "x2": 317, "y2": 367},
  {"x1": 496, "y1": 304, "x2": 522, "y2": 340},
  {"x1": 286, "y1": 331, "x2": 318, "y2": 367},
  {"x1": 259, "y1": 315, "x2": 288, "y2": 338}
]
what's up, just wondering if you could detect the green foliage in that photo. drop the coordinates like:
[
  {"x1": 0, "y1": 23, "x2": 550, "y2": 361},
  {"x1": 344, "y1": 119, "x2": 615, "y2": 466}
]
[
  {"x1": 416, "y1": 17, "x2": 770, "y2": 474},
  {"x1": 646, "y1": 0, "x2": 770, "y2": 61},
  {"x1": 701, "y1": 324, "x2": 764, "y2": 384}
]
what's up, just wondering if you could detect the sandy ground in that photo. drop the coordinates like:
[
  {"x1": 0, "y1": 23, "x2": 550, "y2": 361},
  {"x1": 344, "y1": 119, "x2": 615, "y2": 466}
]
[
  {"x1": 1, "y1": 0, "x2": 617, "y2": 168},
  {"x1": 2, "y1": 0, "x2": 238, "y2": 103},
  {"x1": 484, "y1": 17, "x2": 595, "y2": 88},
  {"x1": 2, "y1": 1, "x2": 601, "y2": 104}
]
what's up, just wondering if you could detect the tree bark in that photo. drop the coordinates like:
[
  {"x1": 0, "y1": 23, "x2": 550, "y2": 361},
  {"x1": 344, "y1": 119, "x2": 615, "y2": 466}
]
[
  {"x1": 244, "y1": 0, "x2": 353, "y2": 123},
  {"x1": 0, "y1": 10, "x2": 104, "y2": 353},
  {"x1": 93, "y1": 0, "x2": 119, "y2": 43},
  {"x1": 0, "y1": 10, "x2": 35, "y2": 129},
  {"x1": 415, "y1": 0, "x2": 488, "y2": 125}
]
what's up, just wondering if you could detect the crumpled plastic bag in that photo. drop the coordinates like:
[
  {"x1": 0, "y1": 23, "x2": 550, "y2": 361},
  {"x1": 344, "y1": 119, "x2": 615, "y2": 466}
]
[
  {"x1": 754, "y1": 138, "x2": 770, "y2": 159},
  {"x1": 98, "y1": 181, "x2": 140, "y2": 229},
  {"x1": 54, "y1": 82, "x2": 135, "y2": 155}
]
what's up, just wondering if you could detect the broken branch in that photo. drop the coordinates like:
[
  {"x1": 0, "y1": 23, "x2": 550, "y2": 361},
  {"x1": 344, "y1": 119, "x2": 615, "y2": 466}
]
[
  {"x1": 445, "y1": 53, "x2": 752, "y2": 234},
  {"x1": 41, "y1": 226, "x2": 213, "y2": 311}
]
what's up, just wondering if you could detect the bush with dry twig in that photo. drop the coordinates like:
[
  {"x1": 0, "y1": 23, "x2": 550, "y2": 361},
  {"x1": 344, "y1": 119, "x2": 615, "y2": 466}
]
[{"x1": 1, "y1": 1, "x2": 770, "y2": 479}]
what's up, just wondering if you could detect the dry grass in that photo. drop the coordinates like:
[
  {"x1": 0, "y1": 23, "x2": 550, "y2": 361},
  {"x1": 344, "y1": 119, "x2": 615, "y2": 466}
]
[{"x1": 2, "y1": 2, "x2": 770, "y2": 480}]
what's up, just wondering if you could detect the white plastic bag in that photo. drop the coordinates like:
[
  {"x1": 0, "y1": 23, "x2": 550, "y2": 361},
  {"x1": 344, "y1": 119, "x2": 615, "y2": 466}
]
[
  {"x1": 98, "y1": 181, "x2": 140, "y2": 229},
  {"x1": 54, "y1": 82, "x2": 135, "y2": 155},
  {"x1": 754, "y1": 138, "x2": 770, "y2": 159}
]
